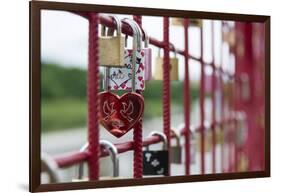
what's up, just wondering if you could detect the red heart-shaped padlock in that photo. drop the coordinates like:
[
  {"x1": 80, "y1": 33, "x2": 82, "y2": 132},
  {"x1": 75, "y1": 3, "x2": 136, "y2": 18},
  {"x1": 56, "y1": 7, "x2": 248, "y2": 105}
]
[{"x1": 98, "y1": 91, "x2": 144, "y2": 138}]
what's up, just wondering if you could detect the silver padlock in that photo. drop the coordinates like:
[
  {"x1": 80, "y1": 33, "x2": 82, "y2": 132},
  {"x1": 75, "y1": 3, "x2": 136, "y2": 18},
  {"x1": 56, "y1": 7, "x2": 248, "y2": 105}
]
[
  {"x1": 189, "y1": 127, "x2": 196, "y2": 164},
  {"x1": 170, "y1": 129, "x2": 182, "y2": 164},
  {"x1": 76, "y1": 142, "x2": 89, "y2": 180},
  {"x1": 41, "y1": 152, "x2": 60, "y2": 183},
  {"x1": 105, "y1": 18, "x2": 145, "y2": 91},
  {"x1": 74, "y1": 140, "x2": 119, "y2": 181}
]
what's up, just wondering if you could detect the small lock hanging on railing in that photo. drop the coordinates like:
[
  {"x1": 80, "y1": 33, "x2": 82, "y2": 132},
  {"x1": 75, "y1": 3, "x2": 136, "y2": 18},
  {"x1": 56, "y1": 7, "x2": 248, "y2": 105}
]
[
  {"x1": 99, "y1": 15, "x2": 125, "y2": 67},
  {"x1": 189, "y1": 19, "x2": 203, "y2": 27},
  {"x1": 142, "y1": 29, "x2": 152, "y2": 80},
  {"x1": 190, "y1": 128, "x2": 196, "y2": 164},
  {"x1": 99, "y1": 18, "x2": 144, "y2": 138},
  {"x1": 235, "y1": 112, "x2": 247, "y2": 147},
  {"x1": 73, "y1": 140, "x2": 119, "y2": 181},
  {"x1": 170, "y1": 129, "x2": 182, "y2": 164},
  {"x1": 99, "y1": 140, "x2": 120, "y2": 180},
  {"x1": 222, "y1": 30, "x2": 235, "y2": 47},
  {"x1": 143, "y1": 131, "x2": 169, "y2": 176},
  {"x1": 154, "y1": 47, "x2": 179, "y2": 81},
  {"x1": 41, "y1": 153, "x2": 61, "y2": 183},
  {"x1": 105, "y1": 18, "x2": 145, "y2": 91},
  {"x1": 171, "y1": 18, "x2": 202, "y2": 28}
]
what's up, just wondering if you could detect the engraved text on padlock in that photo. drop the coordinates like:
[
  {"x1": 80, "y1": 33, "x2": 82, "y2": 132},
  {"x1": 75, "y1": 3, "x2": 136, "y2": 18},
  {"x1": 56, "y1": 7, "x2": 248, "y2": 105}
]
[{"x1": 106, "y1": 49, "x2": 145, "y2": 90}]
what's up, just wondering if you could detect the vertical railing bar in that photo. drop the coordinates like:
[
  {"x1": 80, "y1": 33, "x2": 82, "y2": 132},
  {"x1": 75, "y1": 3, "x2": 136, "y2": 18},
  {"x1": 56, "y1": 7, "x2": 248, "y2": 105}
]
[
  {"x1": 133, "y1": 15, "x2": 143, "y2": 178},
  {"x1": 211, "y1": 20, "x2": 217, "y2": 173},
  {"x1": 163, "y1": 17, "x2": 171, "y2": 175},
  {"x1": 220, "y1": 21, "x2": 225, "y2": 173},
  {"x1": 231, "y1": 24, "x2": 238, "y2": 173},
  {"x1": 227, "y1": 77, "x2": 233, "y2": 172},
  {"x1": 199, "y1": 22, "x2": 205, "y2": 174},
  {"x1": 183, "y1": 18, "x2": 190, "y2": 175},
  {"x1": 87, "y1": 13, "x2": 100, "y2": 180}
]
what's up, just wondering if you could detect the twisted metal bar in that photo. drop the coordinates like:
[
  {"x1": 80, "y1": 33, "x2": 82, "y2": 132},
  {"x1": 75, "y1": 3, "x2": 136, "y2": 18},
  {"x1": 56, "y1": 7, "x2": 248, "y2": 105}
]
[
  {"x1": 211, "y1": 21, "x2": 217, "y2": 173},
  {"x1": 220, "y1": 23, "x2": 225, "y2": 173},
  {"x1": 163, "y1": 17, "x2": 171, "y2": 175},
  {"x1": 199, "y1": 24, "x2": 205, "y2": 174},
  {"x1": 132, "y1": 15, "x2": 143, "y2": 179},
  {"x1": 183, "y1": 18, "x2": 191, "y2": 175},
  {"x1": 87, "y1": 13, "x2": 100, "y2": 180},
  {"x1": 133, "y1": 118, "x2": 143, "y2": 178}
]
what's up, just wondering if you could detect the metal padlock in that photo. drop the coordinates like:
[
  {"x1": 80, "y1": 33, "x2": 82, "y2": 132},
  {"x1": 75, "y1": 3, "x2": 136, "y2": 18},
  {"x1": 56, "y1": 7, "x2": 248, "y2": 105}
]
[
  {"x1": 222, "y1": 28, "x2": 235, "y2": 47},
  {"x1": 189, "y1": 19, "x2": 203, "y2": 27},
  {"x1": 154, "y1": 48, "x2": 179, "y2": 81},
  {"x1": 41, "y1": 152, "x2": 60, "y2": 183},
  {"x1": 142, "y1": 29, "x2": 152, "y2": 80},
  {"x1": 235, "y1": 112, "x2": 247, "y2": 147},
  {"x1": 190, "y1": 130, "x2": 196, "y2": 164},
  {"x1": 171, "y1": 18, "x2": 202, "y2": 27},
  {"x1": 186, "y1": 124, "x2": 197, "y2": 164},
  {"x1": 176, "y1": 123, "x2": 196, "y2": 164},
  {"x1": 74, "y1": 140, "x2": 119, "y2": 181},
  {"x1": 105, "y1": 18, "x2": 145, "y2": 91},
  {"x1": 99, "y1": 16, "x2": 125, "y2": 67},
  {"x1": 170, "y1": 129, "x2": 182, "y2": 164},
  {"x1": 240, "y1": 73, "x2": 250, "y2": 101},
  {"x1": 143, "y1": 131, "x2": 169, "y2": 176}
]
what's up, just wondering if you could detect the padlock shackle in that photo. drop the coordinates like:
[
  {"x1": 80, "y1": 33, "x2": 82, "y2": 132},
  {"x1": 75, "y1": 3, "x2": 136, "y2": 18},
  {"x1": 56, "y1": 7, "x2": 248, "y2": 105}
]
[
  {"x1": 157, "y1": 44, "x2": 177, "y2": 59},
  {"x1": 142, "y1": 29, "x2": 149, "y2": 48},
  {"x1": 170, "y1": 43, "x2": 177, "y2": 58},
  {"x1": 77, "y1": 142, "x2": 89, "y2": 179},
  {"x1": 122, "y1": 18, "x2": 141, "y2": 92},
  {"x1": 123, "y1": 18, "x2": 142, "y2": 50},
  {"x1": 41, "y1": 152, "x2": 61, "y2": 183},
  {"x1": 106, "y1": 15, "x2": 122, "y2": 37},
  {"x1": 100, "y1": 140, "x2": 119, "y2": 177},
  {"x1": 147, "y1": 131, "x2": 168, "y2": 150},
  {"x1": 129, "y1": 19, "x2": 145, "y2": 50},
  {"x1": 171, "y1": 129, "x2": 181, "y2": 147},
  {"x1": 77, "y1": 140, "x2": 119, "y2": 179},
  {"x1": 101, "y1": 25, "x2": 107, "y2": 37}
]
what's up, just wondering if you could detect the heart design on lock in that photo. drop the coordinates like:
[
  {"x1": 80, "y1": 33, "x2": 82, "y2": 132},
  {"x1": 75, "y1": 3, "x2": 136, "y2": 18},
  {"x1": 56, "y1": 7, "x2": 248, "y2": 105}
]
[
  {"x1": 99, "y1": 91, "x2": 144, "y2": 138},
  {"x1": 107, "y1": 49, "x2": 145, "y2": 91}
]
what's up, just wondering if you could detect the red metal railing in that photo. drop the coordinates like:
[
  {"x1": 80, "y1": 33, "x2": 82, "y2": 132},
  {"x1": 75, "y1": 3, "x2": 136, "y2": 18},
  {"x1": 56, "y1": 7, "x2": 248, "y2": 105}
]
[{"x1": 49, "y1": 12, "x2": 265, "y2": 179}]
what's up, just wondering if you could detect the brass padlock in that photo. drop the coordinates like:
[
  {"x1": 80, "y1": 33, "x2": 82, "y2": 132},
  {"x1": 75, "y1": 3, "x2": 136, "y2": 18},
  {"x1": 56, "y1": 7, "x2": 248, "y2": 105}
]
[
  {"x1": 99, "y1": 16, "x2": 125, "y2": 67},
  {"x1": 222, "y1": 30, "x2": 235, "y2": 47},
  {"x1": 154, "y1": 48, "x2": 179, "y2": 81},
  {"x1": 170, "y1": 129, "x2": 182, "y2": 164},
  {"x1": 189, "y1": 19, "x2": 203, "y2": 27},
  {"x1": 171, "y1": 18, "x2": 202, "y2": 27}
]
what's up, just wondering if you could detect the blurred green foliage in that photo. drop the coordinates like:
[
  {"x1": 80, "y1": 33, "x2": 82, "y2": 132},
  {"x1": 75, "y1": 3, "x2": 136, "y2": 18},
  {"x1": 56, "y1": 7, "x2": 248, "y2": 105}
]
[
  {"x1": 41, "y1": 63, "x2": 199, "y2": 132},
  {"x1": 41, "y1": 64, "x2": 87, "y2": 100}
]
